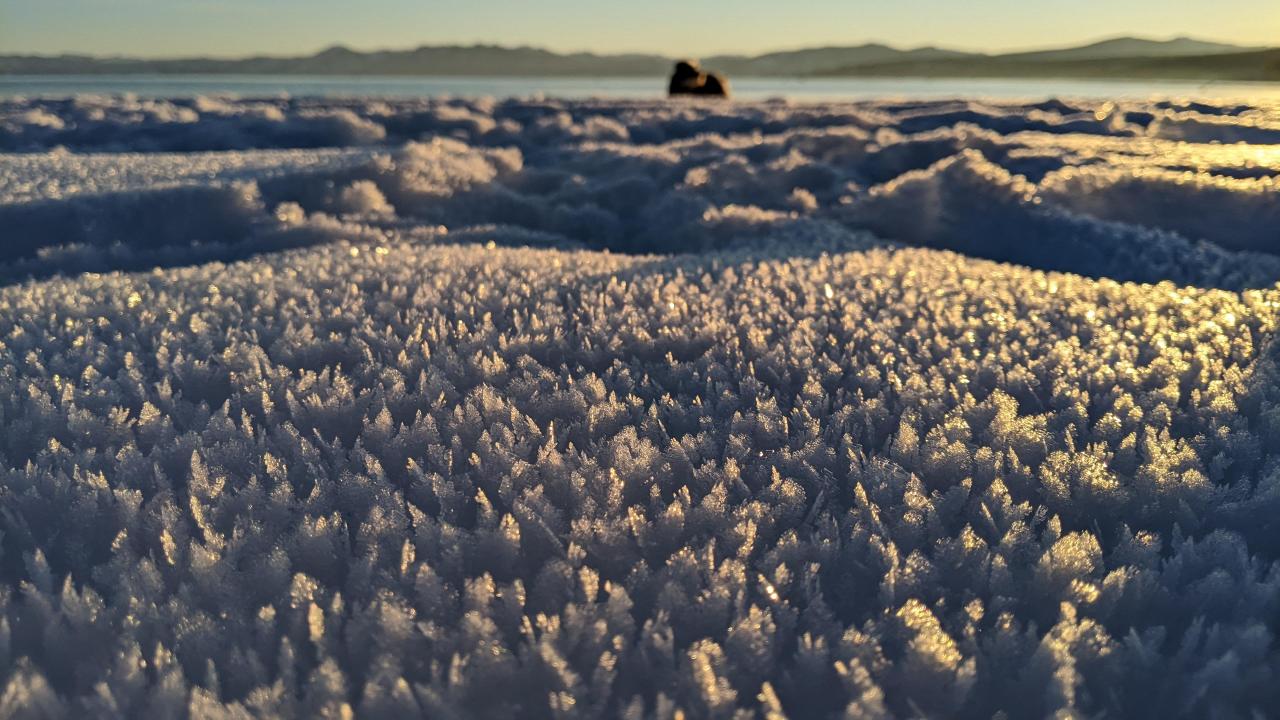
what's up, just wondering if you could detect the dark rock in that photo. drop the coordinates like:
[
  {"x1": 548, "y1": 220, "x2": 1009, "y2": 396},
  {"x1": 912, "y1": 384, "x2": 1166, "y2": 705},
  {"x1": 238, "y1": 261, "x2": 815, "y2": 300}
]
[{"x1": 668, "y1": 60, "x2": 731, "y2": 98}]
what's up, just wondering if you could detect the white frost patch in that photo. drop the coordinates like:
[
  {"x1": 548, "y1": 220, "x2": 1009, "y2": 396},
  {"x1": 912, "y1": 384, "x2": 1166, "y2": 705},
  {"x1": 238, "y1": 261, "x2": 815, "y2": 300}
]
[
  {"x1": 334, "y1": 180, "x2": 394, "y2": 216},
  {"x1": 0, "y1": 147, "x2": 378, "y2": 204}
]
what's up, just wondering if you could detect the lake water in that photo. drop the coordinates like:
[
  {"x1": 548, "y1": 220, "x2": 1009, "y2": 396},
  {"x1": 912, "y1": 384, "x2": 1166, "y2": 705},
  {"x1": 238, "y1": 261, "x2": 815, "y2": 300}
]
[{"x1": 3, "y1": 74, "x2": 1280, "y2": 102}]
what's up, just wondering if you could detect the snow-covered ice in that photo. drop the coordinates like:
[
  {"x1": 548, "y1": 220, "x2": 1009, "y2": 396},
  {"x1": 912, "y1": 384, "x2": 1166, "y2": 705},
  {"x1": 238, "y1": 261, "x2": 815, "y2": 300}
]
[
  {"x1": 0, "y1": 147, "x2": 378, "y2": 205},
  {"x1": 4, "y1": 95, "x2": 1279, "y2": 285},
  {"x1": 0, "y1": 94, "x2": 1279, "y2": 718}
]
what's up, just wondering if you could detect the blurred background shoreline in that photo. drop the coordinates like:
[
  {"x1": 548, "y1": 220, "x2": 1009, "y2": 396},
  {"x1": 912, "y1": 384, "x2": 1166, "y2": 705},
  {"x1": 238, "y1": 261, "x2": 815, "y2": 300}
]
[{"x1": 6, "y1": 74, "x2": 1280, "y2": 102}]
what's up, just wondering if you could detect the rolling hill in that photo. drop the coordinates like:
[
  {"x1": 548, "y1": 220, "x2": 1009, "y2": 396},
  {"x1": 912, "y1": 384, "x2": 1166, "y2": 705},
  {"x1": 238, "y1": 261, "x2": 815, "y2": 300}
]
[
  {"x1": 1001, "y1": 36, "x2": 1264, "y2": 62},
  {"x1": 822, "y1": 47, "x2": 1280, "y2": 82}
]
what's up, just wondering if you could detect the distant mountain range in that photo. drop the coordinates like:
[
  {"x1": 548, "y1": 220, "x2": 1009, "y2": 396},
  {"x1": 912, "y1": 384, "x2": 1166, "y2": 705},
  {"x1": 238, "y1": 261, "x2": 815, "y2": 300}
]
[
  {"x1": 2, "y1": 37, "x2": 1276, "y2": 82},
  {"x1": 702, "y1": 45, "x2": 974, "y2": 77},
  {"x1": 816, "y1": 38, "x2": 1280, "y2": 82},
  {"x1": 996, "y1": 37, "x2": 1262, "y2": 62}
]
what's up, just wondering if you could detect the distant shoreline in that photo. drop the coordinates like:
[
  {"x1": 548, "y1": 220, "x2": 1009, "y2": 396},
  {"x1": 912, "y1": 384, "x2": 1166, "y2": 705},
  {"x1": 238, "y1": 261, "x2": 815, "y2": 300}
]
[{"x1": 6, "y1": 75, "x2": 1279, "y2": 104}]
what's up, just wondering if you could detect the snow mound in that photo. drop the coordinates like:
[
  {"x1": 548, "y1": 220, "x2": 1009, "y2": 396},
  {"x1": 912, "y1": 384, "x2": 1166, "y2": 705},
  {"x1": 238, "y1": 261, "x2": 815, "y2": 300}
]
[{"x1": 1039, "y1": 166, "x2": 1280, "y2": 254}]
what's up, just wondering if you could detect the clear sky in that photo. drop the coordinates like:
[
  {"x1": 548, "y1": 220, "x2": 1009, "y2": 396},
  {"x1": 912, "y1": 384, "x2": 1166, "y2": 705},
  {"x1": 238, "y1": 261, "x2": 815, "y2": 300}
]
[{"x1": 1, "y1": 0, "x2": 1277, "y2": 58}]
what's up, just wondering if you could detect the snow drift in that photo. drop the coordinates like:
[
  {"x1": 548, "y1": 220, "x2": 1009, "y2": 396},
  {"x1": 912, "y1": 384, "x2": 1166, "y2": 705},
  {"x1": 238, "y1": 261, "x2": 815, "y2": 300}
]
[{"x1": 3, "y1": 95, "x2": 1278, "y2": 286}]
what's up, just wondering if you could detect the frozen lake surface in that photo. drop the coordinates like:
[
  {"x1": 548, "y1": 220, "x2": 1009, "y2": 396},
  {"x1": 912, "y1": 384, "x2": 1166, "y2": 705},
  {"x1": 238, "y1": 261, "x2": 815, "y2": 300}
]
[
  {"x1": 4, "y1": 73, "x2": 1280, "y2": 102},
  {"x1": 0, "y1": 94, "x2": 1279, "y2": 717}
]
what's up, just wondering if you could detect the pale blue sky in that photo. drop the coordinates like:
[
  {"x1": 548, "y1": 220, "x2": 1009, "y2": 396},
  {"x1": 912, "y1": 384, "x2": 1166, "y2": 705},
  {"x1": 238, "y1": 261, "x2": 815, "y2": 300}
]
[{"x1": 1, "y1": 0, "x2": 1277, "y2": 58}]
